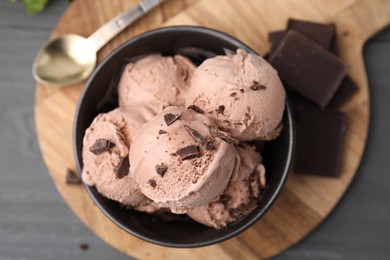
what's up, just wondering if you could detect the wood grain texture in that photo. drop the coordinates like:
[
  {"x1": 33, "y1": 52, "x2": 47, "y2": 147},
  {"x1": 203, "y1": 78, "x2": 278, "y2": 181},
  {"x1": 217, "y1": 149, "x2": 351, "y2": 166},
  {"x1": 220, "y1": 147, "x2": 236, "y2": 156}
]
[{"x1": 34, "y1": 0, "x2": 390, "y2": 259}]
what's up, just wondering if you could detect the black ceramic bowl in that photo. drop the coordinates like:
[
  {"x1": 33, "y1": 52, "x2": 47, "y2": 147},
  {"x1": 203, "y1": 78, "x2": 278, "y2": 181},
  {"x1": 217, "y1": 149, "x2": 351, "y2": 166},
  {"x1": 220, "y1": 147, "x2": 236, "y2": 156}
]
[{"x1": 73, "y1": 26, "x2": 294, "y2": 248}]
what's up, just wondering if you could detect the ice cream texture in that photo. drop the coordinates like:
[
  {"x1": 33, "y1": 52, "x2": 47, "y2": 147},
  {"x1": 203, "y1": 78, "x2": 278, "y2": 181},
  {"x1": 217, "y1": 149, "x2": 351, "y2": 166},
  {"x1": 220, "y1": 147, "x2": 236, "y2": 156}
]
[
  {"x1": 130, "y1": 106, "x2": 240, "y2": 212},
  {"x1": 118, "y1": 54, "x2": 196, "y2": 115},
  {"x1": 186, "y1": 49, "x2": 285, "y2": 141},
  {"x1": 187, "y1": 144, "x2": 266, "y2": 228}
]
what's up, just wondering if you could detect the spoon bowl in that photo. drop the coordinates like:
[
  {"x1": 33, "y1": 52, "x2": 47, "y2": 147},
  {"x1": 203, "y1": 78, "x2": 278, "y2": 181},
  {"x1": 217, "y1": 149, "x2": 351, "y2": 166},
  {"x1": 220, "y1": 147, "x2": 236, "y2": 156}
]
[{"x1": 33, "y1": 34, "x2": 96, "y2": 86}]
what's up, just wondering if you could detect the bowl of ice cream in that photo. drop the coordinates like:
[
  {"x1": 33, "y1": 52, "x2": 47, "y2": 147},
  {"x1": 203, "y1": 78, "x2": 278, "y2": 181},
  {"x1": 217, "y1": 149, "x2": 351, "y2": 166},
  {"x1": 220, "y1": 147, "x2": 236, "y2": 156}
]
[{"x1": 73, "y1": 26, "x2": 294, "y2": 248}]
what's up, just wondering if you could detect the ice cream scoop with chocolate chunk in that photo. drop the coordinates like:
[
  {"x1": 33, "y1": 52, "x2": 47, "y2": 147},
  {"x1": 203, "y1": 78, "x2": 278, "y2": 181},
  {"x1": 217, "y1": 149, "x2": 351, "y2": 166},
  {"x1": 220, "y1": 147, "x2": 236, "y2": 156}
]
[
  {"x1": 82, "y1": 107, "x2": 159, "y2": 212},
  {"x1": 129, "y1": 106, "x2": 241, "y2": 213},
  {"x1": 186, "y1": 49, "x2": 285, "y2": 141}
]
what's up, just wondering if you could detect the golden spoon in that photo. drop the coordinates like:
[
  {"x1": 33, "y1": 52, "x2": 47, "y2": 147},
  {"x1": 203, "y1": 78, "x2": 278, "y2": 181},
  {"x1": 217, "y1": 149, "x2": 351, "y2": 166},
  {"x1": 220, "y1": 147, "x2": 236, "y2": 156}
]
[{"x1": 33, "y1": 0, "x2": 163, "y2": 87}]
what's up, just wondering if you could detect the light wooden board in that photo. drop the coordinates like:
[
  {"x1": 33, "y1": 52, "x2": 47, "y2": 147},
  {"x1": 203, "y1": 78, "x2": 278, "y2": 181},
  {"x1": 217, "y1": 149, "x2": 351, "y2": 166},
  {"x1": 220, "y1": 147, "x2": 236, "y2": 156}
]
[{"x1": 34, "y1": 0, "x2": 390, "y2": 259}]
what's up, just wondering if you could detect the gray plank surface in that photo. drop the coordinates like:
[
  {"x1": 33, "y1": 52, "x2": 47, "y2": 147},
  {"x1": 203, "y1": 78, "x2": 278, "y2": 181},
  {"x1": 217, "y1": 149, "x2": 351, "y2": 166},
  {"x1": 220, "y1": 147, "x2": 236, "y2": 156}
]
[{"x1": 0, "y1": 1, "x2": 389, "y2": 259}]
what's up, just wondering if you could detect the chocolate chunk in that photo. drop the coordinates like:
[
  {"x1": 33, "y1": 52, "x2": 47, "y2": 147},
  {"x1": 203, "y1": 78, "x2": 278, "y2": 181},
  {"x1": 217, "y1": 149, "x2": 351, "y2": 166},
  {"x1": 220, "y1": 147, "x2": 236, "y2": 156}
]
[
  {"x1": 66, "y1": 169, "x2": 81, "y2": 184},
  {"x1": 89, "y1": 138, "x2": 114, "y2": 155},
  {"x1": 148, "y1": 179, "x2": 157, "y2": 188},
  {"x1": 176, "y1": 145, "x2": 200, "y2": 160},
  {"x1": 155, "y1": 163, "x2": 168, "y2": 177},
  {"x1": 205, "y1": 139, "x2": 215, "y2": 151},
  {"x1": 184, "y1": 125, "x2": 206, "y2": 144},
  {"x1": 116, "y1": 156, "x2": 130, "y2": 179},
  {"x1": 158, "y1": 129, "x2": 167, "y2": 135},
  {"x1": 250, "y1": 81, "x2": 266, "y2": 91},
  {"x1": 294, "y1": 105, "x2": 346, "y2": 177},
  {"x1": 215, "y1": 130, "x2": 240, "y2": 145},
  {"x1": 327, "y1": 76, "x2": 358, "y2": 108},
  {"x1": 240, "y1": 88, "x2": 244, "y2": 93},
  {"x1": 164, "y1": 113, "x2": 182, "y2": 126},
  {"x1": 79, "y1": 243, "x2": 89, "y2": 251},
  {"x1": 216, "y1": 105, "x2": 225, "y2": 114},
  {"x1": 269, "y1": 30, "x2": 347, "y2": 108},
  {"x1": 187, "y1": 104, "x2": 204, "y2": 114},
  {"x1": 230, "y1": 92, "x2": 237, "y2": 97},
  {"x1": 268, "y1": 30, "x2": 286, "y2": 54},
  {"x1": 287, "y1": 19, "x2": 335, "y2": 49}
]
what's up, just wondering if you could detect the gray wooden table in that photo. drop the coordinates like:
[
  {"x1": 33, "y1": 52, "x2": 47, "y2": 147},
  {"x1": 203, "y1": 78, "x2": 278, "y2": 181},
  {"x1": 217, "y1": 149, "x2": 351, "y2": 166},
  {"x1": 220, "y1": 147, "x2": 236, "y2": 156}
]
[{"x1": 1, "y1": 1, "x2": 389, "y2": 259}]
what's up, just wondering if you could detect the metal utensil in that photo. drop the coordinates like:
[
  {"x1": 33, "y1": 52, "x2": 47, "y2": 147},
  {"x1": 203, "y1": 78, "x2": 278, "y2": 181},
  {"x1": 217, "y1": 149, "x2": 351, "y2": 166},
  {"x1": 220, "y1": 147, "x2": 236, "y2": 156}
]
[{"x1": 33, "y1": 0, "x2": 163, "y2": 87}]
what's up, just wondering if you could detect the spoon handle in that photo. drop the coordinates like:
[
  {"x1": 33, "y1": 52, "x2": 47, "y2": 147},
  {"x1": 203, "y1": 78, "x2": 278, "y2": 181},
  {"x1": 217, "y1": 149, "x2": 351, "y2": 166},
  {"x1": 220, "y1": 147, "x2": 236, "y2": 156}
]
[{"x1": 88, "y1": 0, "x2": 164, "y2": 51}]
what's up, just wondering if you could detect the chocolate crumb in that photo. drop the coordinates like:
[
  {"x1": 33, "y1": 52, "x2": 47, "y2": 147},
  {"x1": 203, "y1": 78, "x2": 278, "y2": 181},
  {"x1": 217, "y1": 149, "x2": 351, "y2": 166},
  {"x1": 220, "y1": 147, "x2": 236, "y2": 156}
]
[
  {"x1": 79, "y1": 243, "x2": 89, "y2": 251},
  {"x1": 158, "y1": 129, "x2": 167, "y2": 135},
  {"x1": 220, "y1": 194, "x2": 231, "y2": 203},
  {"x1": 89, "y1": 138, "x2": 114, "y2": 154},
  {"x1": 176, "y1": 145, "x2": 200, "y2": 160},
  {"x1": 66, "y1": 169, "x2": 81, "y2": 184},
  {"x1": 240, "y1": 88, "x2": 244, "y2": 93},
  {"x1": 116, "y1": 156, "x2": 130, "y2": 179},
  {"x1": 187, "y1": 104, "x2": 204, "y2": 114},
  {"x1": 184, "y1": 125, "x2": 206, "y2": 144},
  {"x1": 216, "y1": 105, "x2": 225, "y2": 114},
  {"x1": 205, "y1": 139, "x2": 215, "y2": 151},
  {"x1": 164, "y1": 113, "x2": 182, "y2": 126},
  {"x1": 148, "y1": 179, "x2": 157, "y2": 188},
  {"x1": 155, "y1": 164, "x2": 168, "y2": 177},
  {"x1": 230, "y1": 92, "x2": 237, "y2": 97},
  {"x1": 250, "y1": 81, "x2": 266, "y2": 91}
]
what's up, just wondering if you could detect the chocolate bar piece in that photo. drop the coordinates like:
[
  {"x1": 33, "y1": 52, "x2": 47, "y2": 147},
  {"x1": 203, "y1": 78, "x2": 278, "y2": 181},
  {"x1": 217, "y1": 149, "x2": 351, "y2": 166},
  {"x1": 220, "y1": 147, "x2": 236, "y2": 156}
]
[
  {"x1": 268, "y1": 30, "x2": 286, "y2": 54},
  {"x1": 294, "y1": 105, "x2": 346, "y2": 177},
  {"x1": 327, "y1": 76, "x2": 359, "y2": 108},
  {"x1": 287, "y1": 19, "x2": 335, "y2": 49},
  {"x1": 269, "y1": 30, "x2": 348, "y2": 108}
]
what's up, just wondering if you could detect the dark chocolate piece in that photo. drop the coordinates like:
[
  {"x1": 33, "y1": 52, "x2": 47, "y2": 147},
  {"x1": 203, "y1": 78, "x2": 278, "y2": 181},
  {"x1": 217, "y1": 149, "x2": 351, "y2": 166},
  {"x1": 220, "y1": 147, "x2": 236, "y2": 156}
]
[
  {"x1": 164, "y1": 113, "x2": 181, "y2": 126},
  {"x1": 216, "y1": 105, "x2": 225, "y2": 114},
  {"x1": 268, "y1": 30, "x2": 286, "y2": 54},
  {"x1": 187, "y1": 104, "x2": 204, "y2": 114},
  {"x1": 116, "y1": 156, "x2": 130, "y2": 179},
  {"x1": 250, "y1": 81, "x2": 266, "y2": 91},
  {"x1": 327, "y1": 76, "x2": 358, "y2": 108},
  {"x1": 205, "y1": 139, "x2": 215, "y2": 151},
  {"x1": 215, "y1": 130, "x2": 240, "y2": 145},
  {"x1": 184, "y1": 125, "x2": 206, "y2": 144},
  {"x1": 155, "y1": 163, "x2": 168, "y2": 177},
  {"x1": 287, "y1": 19, "x2": 335, "y2": 49},
  {"x1": 158, "y1": 129, "x2": 167, "y2": 135},
  {"x1": 66, "y1": 169, "x2": 81, "y2": 184},
  {"x1": 148, "y1": 179, "x2": 157, "y2": 188},
  {"x1": 269, "y1": 30, "x2": 348, "y2": 108},
  {"x1": 89, "y1": 138, "x2": 114, "y2": 155},
  {"x1": 294, "y1": 105, "x2": 346, "y2": 177},
  {"x1": 220, "y1": 194, "x2": 231, "y2": 203},
  {"x1": 79, "y1": 243, "x2": 89, "y2": 251},
  {"x1": 176, "y1": 145, "x2": 200, "y2": 160},
  {"x1": 230, "y1": 92, "x2": 237, "y2": 97}
]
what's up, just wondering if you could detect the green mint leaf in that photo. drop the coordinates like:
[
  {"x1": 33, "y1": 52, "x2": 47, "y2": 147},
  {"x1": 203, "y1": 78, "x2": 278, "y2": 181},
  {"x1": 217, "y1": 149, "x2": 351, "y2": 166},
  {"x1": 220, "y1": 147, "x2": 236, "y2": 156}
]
[{"x1": 23, "y1": 0, "x2": 49, "y2": 15}]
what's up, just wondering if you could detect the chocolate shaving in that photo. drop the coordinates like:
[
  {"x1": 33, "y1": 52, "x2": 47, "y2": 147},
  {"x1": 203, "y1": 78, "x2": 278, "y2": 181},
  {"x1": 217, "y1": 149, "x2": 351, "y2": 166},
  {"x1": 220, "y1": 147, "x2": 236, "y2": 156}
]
[
  {"x1": 148, "y1": 179, "x2": 157, "y2": 188},
  {"x1": 187, "y1": 104, "x2": 204, "y2": 114},
  {"x1": 248, "y1": 170, "x2": 261, "y2": 199},
  {"x1": 164, "y1": 113, "x2": 182, "y2": 126},
  {"x1": 184, "y1": 125, "x2": 206, "y2": 144},
  {"x1": 176, "y1": 145, "x2": 200, "y2": 160},
  {"x1": 155, "y1": 163, "x2": 168, "y2": 177},
  {"x1": 230, "y1": 92, "x2": 237, "y2": 97},
  {"x1": 205, "y1": 139, "x2": 215, "y2": 151},
  {"x1": 216, "y1": 105, "x2": 225, "y2": 114},
  {"x1": 250, "y1": 81, "x2": 266, "y2": 91},
  {"x1": 66, "y1": 169, "x2": 81, "y2": 184},
  {"x1": 116, "y1": 156, "x2": 130, "y2": 179},
  {"x1": 158, "y1": 129, "x2": 167, "y2": 135},
  {"x1": 215, "y1": 131, "x2": 239, "y2": 145},
  {"x1": 89, "y1": 138, "x2": 114, "y2": 154}
]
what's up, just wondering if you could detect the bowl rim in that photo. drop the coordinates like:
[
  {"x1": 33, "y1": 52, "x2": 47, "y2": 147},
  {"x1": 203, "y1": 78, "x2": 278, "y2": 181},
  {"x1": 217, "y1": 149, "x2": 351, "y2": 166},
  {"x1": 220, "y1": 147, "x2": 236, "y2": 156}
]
[{"x1": 73, "y1": 25, "x2": 295, "y2": 248}]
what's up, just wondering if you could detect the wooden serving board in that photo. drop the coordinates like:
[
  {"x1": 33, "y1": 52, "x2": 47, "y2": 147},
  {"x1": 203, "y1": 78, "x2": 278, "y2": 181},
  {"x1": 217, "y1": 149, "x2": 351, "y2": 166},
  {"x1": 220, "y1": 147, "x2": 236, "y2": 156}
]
[{"x1": 34, "y1": 0, "x2": 390, "y2": 259}]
